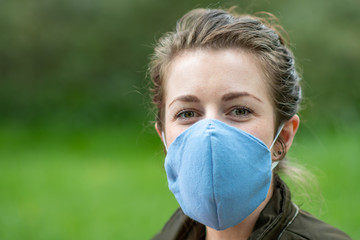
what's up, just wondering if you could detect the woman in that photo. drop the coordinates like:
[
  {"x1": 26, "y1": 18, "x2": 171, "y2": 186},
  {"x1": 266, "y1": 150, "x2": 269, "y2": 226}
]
[{"x1": 149, "y1": 8, "x2": 350, "y2": 240}]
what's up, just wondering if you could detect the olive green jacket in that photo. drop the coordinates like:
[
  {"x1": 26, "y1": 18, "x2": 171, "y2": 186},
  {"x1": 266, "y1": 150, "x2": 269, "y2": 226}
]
[{"x1": 152, "y1": 176, "x2": 351, "y2": 240}]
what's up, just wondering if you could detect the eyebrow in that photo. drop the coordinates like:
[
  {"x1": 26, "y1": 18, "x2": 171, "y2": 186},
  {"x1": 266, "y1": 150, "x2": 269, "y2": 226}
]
[
  {"x1": 168, "y1": 91, "x2": 263, "y2": 107},
  {"x1": 221, "y1": 92, "x2": 263, "y2": 103},
  {"x1": 168, "y1": 95, "x2": 200, "y2": 107}
]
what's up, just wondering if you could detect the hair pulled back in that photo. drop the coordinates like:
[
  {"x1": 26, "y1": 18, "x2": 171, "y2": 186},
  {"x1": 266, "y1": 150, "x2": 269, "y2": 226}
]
[{"x1": 149, "y1": 8, "x2": 302, "y2": 165}]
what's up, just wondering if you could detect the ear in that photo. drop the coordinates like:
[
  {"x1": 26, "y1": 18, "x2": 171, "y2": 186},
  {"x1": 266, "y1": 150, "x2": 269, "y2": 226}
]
[
  {"x1": 155, "y1": 123, "x2": 168, "y2": 153},
  {"x1": 272, "y1": 114, "x2": 300, "y2": 160},
  {"x1": 155, "y1": 123, "x2": 162, "y2": 140},
  {"x1": 280, "y1": 114, "x2": 300, "y2": 153}
]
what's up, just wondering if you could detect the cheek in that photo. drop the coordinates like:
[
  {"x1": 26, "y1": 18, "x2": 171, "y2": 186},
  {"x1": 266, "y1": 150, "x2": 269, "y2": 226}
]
[
  {"x1": 241, "y1": 125, "x2": 274, "y2": 148},
  {"x1": 164, "y1": 123, "x2": 186, "y2": 147},
  {"x1": 257, "y1": 132, "x2": 274, "y2": 148}
]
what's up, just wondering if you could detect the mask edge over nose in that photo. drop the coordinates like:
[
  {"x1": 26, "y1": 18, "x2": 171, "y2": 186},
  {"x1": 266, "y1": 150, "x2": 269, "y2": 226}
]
[{"x1": 162, "y1": 119, "x2": 284, "y2": 157}]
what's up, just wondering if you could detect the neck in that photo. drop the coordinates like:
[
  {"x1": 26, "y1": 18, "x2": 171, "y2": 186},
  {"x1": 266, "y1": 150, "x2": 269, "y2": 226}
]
[{"x1": 205, "y1": 178, "x2": 274, "y2": 240}]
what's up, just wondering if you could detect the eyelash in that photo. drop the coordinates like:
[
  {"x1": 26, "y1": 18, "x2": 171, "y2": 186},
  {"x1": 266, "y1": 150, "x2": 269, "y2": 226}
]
[
  {"x1": 227, "y1": 105, "x2": 254, "y2": 117},
  {"x1": 174, "y1": 108, "x2": 199, "y2": 121},
  {"x1": 173, "y1": 105, "x2": 254, "y2": 122}
]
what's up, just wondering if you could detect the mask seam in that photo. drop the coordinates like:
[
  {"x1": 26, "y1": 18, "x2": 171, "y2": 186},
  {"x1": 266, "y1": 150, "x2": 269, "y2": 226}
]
[{"x1": 208, "y1": 123, "x2": 221, "y2": 229}]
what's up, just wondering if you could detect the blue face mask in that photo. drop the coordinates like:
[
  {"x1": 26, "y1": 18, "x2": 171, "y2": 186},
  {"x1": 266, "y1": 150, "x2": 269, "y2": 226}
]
[{"x1": 162, "y1": 119, "x2": 283, "y2": 230}]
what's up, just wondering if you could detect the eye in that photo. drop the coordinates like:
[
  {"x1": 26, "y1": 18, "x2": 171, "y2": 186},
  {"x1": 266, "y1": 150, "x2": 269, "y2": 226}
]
[
  {"x1": 231, "y1": 108, "x2": 250, "y2": 116},
  {"x1": 177, "y1": 110, "x2": 197, "y2": 119},
  {"x1": 228, "y1": 106, "x2": 253, "y2": 120}
]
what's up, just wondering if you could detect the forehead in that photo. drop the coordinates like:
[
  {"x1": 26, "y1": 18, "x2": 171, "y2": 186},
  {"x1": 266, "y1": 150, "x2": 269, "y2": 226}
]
[{"x1": 164, "y1": 48, "x2": 272, "y2": 105}]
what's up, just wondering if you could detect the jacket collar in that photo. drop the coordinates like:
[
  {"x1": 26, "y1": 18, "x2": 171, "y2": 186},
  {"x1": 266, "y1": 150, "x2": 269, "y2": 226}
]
[{"x1": 249, "y1": 175, "x2": 299, "y2": 239}]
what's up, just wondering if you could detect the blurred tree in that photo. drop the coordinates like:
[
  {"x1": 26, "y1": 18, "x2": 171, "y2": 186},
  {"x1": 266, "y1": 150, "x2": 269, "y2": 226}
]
[{"x1": 0, "y1": 0, "x2": 359, "y2": 128}]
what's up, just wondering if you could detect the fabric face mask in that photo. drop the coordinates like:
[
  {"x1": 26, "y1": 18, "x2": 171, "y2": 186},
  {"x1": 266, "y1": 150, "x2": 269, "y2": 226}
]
[{"x1": 162, "y1": 119, "x2": 283, "y2": 231}]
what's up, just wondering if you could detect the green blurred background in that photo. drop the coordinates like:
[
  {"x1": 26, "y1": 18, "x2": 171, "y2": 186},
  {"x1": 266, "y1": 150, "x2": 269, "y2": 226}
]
[{"x1": 0, "y1": 0, "x2": 359, "y2": 239}]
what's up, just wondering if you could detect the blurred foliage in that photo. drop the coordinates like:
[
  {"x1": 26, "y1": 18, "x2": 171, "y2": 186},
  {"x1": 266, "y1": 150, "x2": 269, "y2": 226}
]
[{"x1": 0, "y1": 0, "x2": 359, "y2": 128}]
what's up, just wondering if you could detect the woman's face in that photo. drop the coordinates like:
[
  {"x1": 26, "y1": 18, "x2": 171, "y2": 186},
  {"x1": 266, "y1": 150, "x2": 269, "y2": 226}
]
[{"x1": 162, "y1": 48, "x2": 277, "y2": 149}]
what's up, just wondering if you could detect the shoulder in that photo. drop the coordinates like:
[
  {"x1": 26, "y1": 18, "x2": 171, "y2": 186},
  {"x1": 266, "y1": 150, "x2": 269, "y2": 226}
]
[{"x1": 281, "y1": 208, "x2": 351, "y2": 240}]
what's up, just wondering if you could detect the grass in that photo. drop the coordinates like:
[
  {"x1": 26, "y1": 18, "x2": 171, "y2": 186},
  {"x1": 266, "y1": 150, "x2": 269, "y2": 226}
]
[{"x1": 0, "y1": 122, "x2": 358, "y2": 239}]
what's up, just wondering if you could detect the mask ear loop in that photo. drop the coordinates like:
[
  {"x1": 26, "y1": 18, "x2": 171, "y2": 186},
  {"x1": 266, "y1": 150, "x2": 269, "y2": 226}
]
[
  {"x1": 161, "y1": 131, "x2": 168, "y2": 151},
  {"x1": 269, "y1": 123, "x2": 285, "y2": 170}
]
